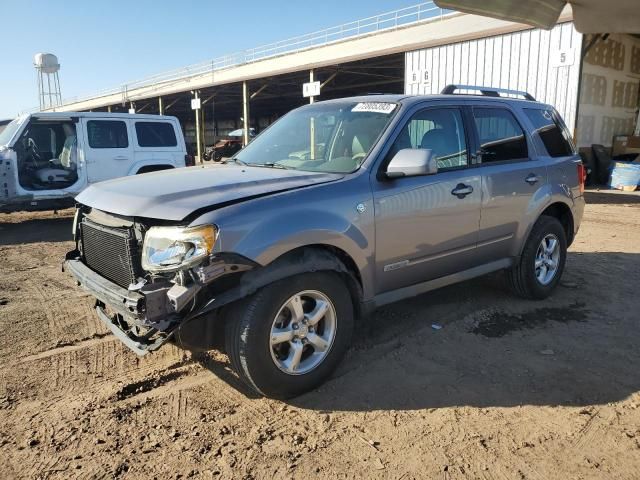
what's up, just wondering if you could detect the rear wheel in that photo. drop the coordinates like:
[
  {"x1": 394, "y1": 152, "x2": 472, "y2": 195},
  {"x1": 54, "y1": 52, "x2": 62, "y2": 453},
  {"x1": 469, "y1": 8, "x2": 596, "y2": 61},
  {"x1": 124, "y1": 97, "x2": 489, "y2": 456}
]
[
  {"x1": 224, "y1": 272, "x2": 354, "y2": 398},
  {"x1": 507, "y1": 215, "x2": 567, "y2": 299}
]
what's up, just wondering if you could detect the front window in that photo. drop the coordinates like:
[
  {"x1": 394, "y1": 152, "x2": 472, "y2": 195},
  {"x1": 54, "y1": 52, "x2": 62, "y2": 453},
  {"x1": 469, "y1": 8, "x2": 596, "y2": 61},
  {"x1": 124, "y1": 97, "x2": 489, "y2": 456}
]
[
  {"x1": 387, "y1": 108, "x2": 469, "y2": 170},
  {"x1": 234, "y1": 101, "x2": 398, "y2": 173},
  {"x1": 0, "y1": 117, "x2": 24, "y2": 146}
]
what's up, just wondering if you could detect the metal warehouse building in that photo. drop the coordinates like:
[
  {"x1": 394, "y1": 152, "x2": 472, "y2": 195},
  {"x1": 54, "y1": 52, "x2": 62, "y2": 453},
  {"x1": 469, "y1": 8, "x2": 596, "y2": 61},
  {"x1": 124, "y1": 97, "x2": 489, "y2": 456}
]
[{"x1": 46, "y1": 2, "x2": 639, "y2": 158}]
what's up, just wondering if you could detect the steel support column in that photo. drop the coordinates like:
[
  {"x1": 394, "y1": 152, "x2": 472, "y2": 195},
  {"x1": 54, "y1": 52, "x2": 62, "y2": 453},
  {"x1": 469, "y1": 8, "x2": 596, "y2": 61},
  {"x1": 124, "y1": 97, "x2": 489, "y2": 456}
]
[
  {"x1": 158, "y1": 97, "x2": 164, "y2": 115},
  {"x1": 309, "y1": 69, "x2": 315, "y2": 159},
  {"x1": 242, "y1": 81, "x2": 250, "y2": 147},
  {"x1": 194, "y1": 91, "x2": 202, "y2": 163}
]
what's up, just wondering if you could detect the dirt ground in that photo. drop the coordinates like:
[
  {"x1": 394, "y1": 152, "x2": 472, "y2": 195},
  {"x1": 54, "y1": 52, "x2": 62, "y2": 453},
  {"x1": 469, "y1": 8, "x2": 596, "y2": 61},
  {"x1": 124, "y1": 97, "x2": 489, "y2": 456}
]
[{"x1": 1, "y1": 190, "x2": 639, "y2": 480}]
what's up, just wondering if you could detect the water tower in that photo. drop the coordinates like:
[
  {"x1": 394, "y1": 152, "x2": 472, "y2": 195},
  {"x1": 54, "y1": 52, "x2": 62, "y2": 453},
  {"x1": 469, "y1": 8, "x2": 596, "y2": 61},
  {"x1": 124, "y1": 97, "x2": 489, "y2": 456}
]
[{"x1": 34, "y1": 53, "x2": 62, "y2": 111}]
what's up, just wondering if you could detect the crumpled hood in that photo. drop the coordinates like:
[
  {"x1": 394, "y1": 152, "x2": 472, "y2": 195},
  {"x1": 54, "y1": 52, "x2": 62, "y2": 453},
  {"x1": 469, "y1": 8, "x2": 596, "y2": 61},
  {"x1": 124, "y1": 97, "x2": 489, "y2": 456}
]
[{"x1": 76, "y1": 164, "x2": 343, "y2": 221}]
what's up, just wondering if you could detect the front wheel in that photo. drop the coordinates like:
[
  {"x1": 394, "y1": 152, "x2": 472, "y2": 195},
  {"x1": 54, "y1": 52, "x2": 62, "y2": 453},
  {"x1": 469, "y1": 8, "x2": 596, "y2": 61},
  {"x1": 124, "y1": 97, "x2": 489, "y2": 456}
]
[
  {"x1": 224, "y1": 272, "x2": 354, "y2": 398},
  {"x1": 507, "y1": 215, "x2": 567, "y2": 299}
]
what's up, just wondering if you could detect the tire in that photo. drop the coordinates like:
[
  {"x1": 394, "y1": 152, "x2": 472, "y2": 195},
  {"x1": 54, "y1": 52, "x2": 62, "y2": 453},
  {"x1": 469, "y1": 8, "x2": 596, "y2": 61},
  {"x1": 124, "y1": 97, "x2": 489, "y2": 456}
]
[
  {"x1": 224, "y1": 271, "x2": 354, "y2": 399},
  {"x1": 507, "y1": 215, "x2": 567, "y2": 300}
]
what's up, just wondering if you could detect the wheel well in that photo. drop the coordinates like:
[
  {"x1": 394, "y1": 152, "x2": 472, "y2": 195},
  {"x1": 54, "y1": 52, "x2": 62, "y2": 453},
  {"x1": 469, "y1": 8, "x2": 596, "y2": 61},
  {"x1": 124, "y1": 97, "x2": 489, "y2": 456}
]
[
  {"x1": 540, "y1": 202, "x2": 574, "y2": 246},
  {"x1": 136, "y1": 164, "x2": 174, "y2": 174},
  {"x1": 291, "y1": 244, "x2": 361, "y2": 284},
  {"x1": 272, "y1": 244, "x2": 364, "y2": 316}
]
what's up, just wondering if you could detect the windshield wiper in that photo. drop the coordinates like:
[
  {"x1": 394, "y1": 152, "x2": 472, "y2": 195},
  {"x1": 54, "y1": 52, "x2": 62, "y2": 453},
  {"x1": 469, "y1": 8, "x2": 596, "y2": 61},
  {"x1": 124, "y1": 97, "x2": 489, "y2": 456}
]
[
  {"x1": 231, "y1": 157, "x2": 248, "y2": 166},
  {"x1": 249, "y1": 162, "x2": 292, "y2": 170}
]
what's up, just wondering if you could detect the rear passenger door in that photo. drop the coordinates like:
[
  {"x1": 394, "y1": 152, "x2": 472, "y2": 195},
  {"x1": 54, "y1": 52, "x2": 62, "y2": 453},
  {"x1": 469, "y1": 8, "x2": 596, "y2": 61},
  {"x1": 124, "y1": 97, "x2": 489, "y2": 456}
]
[
  {"x1": 470, "y1": 105, "x2": 546, "y2": 262},
  {"x1": 131, "y1": 120, "x2": 184, "y2": 171},
  {"x1": 82, "y1": 118, "x2": 133, "y2": 183}
]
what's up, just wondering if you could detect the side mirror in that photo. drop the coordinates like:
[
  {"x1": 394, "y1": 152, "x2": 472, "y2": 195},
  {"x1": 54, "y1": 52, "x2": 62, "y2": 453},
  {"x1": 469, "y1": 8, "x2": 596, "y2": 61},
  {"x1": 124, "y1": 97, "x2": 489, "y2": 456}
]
[{"x1": 386, "y1": 148, "x2": 438, "y2": 178}]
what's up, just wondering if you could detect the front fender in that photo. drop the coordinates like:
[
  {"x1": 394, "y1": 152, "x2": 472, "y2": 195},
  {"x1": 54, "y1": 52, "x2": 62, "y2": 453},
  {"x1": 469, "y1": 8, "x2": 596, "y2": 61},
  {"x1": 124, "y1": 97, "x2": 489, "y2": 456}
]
[
  {"x1": 233, "y1": 208, "x2": 370, "y2": 277},
  {"x1": 195, "y1": 175, "x2": 375, "y2": 298},
  {"x1": 217, "y1": 209, "x2": 374, "y2": 298},
  {"x1": 245, "y1": 211, "x2": 366, "y2": 263}
]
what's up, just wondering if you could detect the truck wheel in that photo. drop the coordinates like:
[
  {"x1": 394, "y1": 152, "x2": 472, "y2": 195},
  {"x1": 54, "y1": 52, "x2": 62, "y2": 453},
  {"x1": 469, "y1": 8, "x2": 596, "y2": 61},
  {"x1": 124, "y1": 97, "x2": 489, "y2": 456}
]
[
  {"x1": 224, "y1": 272, "x2": 354, "y2": 399},
  {"x1": 507, "y1": 215, "x2": 567, "y2": 299}
]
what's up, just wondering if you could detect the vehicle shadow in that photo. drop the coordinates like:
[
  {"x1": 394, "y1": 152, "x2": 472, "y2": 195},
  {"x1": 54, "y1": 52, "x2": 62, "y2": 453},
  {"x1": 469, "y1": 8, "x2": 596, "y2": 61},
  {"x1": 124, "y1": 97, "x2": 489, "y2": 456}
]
[
  {"x1": 0, "y1": 215, "x2": 73, "y2": 246},
  {"x1": 281, "y1": 251, "x2": 640, "y2": 411}
]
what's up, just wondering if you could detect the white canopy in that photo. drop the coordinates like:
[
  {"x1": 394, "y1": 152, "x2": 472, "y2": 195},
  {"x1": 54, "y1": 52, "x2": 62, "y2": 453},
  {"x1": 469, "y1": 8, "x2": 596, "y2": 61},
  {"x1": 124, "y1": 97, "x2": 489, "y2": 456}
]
[{"x1": 435, "y1": 0, "x2": 640, "y2": 33}]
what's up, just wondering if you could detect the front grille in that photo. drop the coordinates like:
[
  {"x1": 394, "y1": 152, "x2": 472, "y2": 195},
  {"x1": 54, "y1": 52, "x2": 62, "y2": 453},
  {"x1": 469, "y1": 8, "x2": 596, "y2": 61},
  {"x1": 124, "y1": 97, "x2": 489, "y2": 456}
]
[{"x1": 80, "y1": 219, "x2": 141, "y2": 288}]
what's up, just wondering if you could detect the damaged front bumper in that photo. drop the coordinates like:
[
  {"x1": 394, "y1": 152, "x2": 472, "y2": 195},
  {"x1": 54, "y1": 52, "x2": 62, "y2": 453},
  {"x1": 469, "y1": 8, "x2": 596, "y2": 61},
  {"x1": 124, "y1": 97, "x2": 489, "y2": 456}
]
[
  {"x1": 64, "y1": 257, "x2": 177, "y2": 355},
  {"x1": 63, "y1": 249, "x2": 258, "y2": 356}
]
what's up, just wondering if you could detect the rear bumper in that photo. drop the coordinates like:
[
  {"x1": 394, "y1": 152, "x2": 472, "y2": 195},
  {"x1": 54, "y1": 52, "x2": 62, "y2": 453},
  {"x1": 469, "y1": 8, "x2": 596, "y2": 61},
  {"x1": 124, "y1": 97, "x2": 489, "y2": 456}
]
[{"x1": 64, "y1": 256, "x2": 175, "y2": 355}]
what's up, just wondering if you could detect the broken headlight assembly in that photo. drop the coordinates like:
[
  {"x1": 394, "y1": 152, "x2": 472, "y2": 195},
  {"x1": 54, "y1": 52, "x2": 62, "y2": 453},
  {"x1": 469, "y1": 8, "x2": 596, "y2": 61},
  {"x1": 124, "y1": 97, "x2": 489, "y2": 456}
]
[{"x1": 141, "y1": 225, "x2": 217, "y2": 273}]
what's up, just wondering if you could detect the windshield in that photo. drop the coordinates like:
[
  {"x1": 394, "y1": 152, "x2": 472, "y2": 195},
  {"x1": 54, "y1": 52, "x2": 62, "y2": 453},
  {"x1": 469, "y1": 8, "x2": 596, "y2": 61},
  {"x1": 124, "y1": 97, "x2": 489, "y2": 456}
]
[
  {"x1": 235, "y1": 101, "x2": 397, "y2": 173},
  {"x1": 0, "y1": 117, "x2": 23, "y2": 146}
]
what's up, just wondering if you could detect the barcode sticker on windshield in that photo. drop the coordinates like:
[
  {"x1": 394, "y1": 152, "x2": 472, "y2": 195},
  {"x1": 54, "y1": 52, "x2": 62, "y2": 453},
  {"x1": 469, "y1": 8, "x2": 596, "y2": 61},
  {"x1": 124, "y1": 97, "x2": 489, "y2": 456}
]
[{"x1": 352, "y1": 102, "x2": 396, "y2": 114}]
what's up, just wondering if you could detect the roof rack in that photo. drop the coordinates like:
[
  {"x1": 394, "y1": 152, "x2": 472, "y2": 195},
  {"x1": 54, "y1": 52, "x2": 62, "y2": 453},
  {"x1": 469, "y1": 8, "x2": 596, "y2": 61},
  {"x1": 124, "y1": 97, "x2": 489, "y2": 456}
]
[{"x1": 441, "y1": 84, "x2": 535, "y2": 101}]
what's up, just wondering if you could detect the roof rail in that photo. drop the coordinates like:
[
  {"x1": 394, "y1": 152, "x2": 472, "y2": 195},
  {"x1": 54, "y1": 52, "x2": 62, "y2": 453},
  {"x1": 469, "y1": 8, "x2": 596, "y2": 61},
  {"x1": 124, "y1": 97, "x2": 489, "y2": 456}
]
[{"x1": 441, "y1": 84, "x2": 535, "y2": 101}]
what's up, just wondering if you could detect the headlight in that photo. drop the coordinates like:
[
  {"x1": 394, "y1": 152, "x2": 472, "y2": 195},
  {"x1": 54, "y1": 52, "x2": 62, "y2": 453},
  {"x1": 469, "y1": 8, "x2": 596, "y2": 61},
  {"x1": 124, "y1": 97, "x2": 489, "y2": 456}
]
[{"x1": 141, "y1": 224, "x2": 217, "y2": 273}]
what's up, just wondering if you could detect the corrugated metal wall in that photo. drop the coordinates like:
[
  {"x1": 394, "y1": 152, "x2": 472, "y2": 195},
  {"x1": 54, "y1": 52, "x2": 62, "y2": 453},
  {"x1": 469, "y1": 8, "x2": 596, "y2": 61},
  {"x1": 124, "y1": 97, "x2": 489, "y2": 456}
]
[{"x1": 405, "y1": 22, "x2": 583, "y2": 131}]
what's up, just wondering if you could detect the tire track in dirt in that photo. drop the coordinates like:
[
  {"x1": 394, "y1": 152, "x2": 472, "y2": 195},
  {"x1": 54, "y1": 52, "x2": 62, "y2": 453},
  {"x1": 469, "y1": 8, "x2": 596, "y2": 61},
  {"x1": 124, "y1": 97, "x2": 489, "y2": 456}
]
[
  {"x1": 19, "y1": 334, "x2": 113, "y2": 363},
  {"x1": 568, "y1": 406, "x2": 634, "y2": 480},
  {"x1": 7, "y1": 339, "x2": 189, "y2": 408}
]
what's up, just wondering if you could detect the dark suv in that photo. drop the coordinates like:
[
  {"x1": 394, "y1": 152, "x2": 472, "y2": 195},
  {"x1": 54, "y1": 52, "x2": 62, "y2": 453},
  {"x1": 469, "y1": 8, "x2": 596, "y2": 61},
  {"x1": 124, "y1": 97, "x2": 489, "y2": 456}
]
[{"x1": 65, "y1": 85, "x2": 585, "y2": 398}]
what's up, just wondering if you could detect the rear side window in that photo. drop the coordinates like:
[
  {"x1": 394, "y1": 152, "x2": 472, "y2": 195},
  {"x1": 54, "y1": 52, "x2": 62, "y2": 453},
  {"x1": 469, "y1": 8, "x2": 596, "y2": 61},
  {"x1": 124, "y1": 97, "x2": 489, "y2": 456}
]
[
  {"x1": 87, "y1": 120, "x2": 128, "y2": 149},
  {"x1": 135, "y1": 122, "x2": 177, "y2": 147},
  {"x1": 472, "y1": 108, "x2": 528, "y2": 162},
  {"x1": 524, "y1": 108, "x2": 575, "y2": 157}
]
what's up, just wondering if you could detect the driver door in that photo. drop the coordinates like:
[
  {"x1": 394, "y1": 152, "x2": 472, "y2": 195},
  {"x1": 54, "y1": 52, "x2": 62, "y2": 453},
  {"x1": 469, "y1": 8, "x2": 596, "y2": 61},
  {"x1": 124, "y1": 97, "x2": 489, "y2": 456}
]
[{"x1": 372, "y1": 106, "x2": 482, "y2": 294}]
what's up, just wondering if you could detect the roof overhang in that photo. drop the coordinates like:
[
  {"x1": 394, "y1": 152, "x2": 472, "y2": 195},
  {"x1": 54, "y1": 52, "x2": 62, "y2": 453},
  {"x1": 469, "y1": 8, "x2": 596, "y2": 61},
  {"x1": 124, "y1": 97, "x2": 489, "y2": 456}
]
[{"x1": 435, "y1": 0, "x2": 640, "y2": 33}]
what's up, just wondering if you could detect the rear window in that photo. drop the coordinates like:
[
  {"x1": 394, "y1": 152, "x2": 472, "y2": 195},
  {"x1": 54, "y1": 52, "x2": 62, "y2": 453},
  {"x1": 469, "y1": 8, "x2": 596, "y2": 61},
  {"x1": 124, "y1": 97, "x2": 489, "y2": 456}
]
[
  {"x1": 135, "y1": 122, "x2": 177, "y2": 147},
  {"x1": 524, "y1": 108, "x2": 575, "y2": 157},
  {"x1": 87, "y1": 120, "x2": 128, "y2": 149}
]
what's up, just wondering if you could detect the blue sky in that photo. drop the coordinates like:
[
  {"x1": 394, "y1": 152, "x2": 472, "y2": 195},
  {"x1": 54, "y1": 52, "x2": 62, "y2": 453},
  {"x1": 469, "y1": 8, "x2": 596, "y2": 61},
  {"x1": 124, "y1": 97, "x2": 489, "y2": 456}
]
[{"x1": 1, "y1": 0, "x2": 417, "y2": 119}]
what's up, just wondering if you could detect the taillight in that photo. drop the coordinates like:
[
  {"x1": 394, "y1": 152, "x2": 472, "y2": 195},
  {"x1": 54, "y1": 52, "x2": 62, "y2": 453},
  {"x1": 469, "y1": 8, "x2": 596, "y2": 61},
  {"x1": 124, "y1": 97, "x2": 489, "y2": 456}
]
[
  {"x1": 577, "y1": 162, "x2": 586, "y2": 194},
  {"x1": 185, "y1": 154, "x2": 195, "y2": 167}
]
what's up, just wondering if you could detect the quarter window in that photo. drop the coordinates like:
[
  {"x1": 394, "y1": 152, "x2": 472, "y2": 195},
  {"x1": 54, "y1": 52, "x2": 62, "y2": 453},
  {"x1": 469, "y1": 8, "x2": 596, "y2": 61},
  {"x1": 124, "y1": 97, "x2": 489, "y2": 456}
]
[
  {"x1": 87, "y1": 120, "x2": 128, "y2": 149},
  {"x1": 524, "y1": 108, "x2": 575, "y2": 157},
  {"x1": 135, "y1": 122, "x2": 177, "y2": 147},
  {"x1": 472, "y1": 108, "x2": 528, "y2": 162},
  {"x1": 388, "y1": 108, "x2": 468, "y2": 170}
]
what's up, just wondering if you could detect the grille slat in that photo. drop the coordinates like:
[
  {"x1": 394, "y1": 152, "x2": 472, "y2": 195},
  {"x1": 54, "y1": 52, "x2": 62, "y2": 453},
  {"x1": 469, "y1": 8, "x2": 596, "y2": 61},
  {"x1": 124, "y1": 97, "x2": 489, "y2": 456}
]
[{"x1": 80, "y1": 219, "x2": 141, "y2": 288}]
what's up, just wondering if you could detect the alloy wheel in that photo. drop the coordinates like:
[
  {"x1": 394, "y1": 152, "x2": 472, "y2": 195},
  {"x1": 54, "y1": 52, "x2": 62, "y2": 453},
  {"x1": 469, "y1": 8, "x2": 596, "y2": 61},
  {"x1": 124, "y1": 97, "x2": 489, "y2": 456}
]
[
  {"x1": 534, "y1": 233, "x2": 560, "y2": 285},
  {"x1": 269, "y1": 290, "x2": 337, "y2": 375}
]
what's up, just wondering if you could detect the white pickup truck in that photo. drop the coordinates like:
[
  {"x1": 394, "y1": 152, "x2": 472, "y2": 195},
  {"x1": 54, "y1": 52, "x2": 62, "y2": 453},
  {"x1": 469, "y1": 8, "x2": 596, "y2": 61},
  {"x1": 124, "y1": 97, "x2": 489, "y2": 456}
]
[{"x1": 0, "y1": 112, "x2": 190, "y2": 212}]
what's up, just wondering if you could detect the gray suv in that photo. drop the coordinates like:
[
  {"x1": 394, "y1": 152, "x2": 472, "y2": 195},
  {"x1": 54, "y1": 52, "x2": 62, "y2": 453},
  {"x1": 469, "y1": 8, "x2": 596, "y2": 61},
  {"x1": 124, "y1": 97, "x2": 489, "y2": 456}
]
[{"x1": 64, "y1": 85, "x2": 585, "y2": 398}]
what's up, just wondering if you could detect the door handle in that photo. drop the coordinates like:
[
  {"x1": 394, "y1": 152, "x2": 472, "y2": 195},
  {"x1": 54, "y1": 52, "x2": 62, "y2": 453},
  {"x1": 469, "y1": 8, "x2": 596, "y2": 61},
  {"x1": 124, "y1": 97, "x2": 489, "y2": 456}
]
[
  {"x1": 114, "y1": 156, "x2": 128, "y2": 161},
  {"x1": 525, "y1": 173, "x2": 540, "y2": 185},
  {"x1": 451, "y1": 183, "x2": 474, "y2": 199}
]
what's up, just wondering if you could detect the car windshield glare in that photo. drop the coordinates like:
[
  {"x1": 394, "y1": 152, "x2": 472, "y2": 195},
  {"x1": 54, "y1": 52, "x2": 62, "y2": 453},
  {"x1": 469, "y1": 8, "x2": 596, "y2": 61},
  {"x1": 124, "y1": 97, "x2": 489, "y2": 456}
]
[{"x1": 234, "y1": 101, "x2": 398, "y2": 173}]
